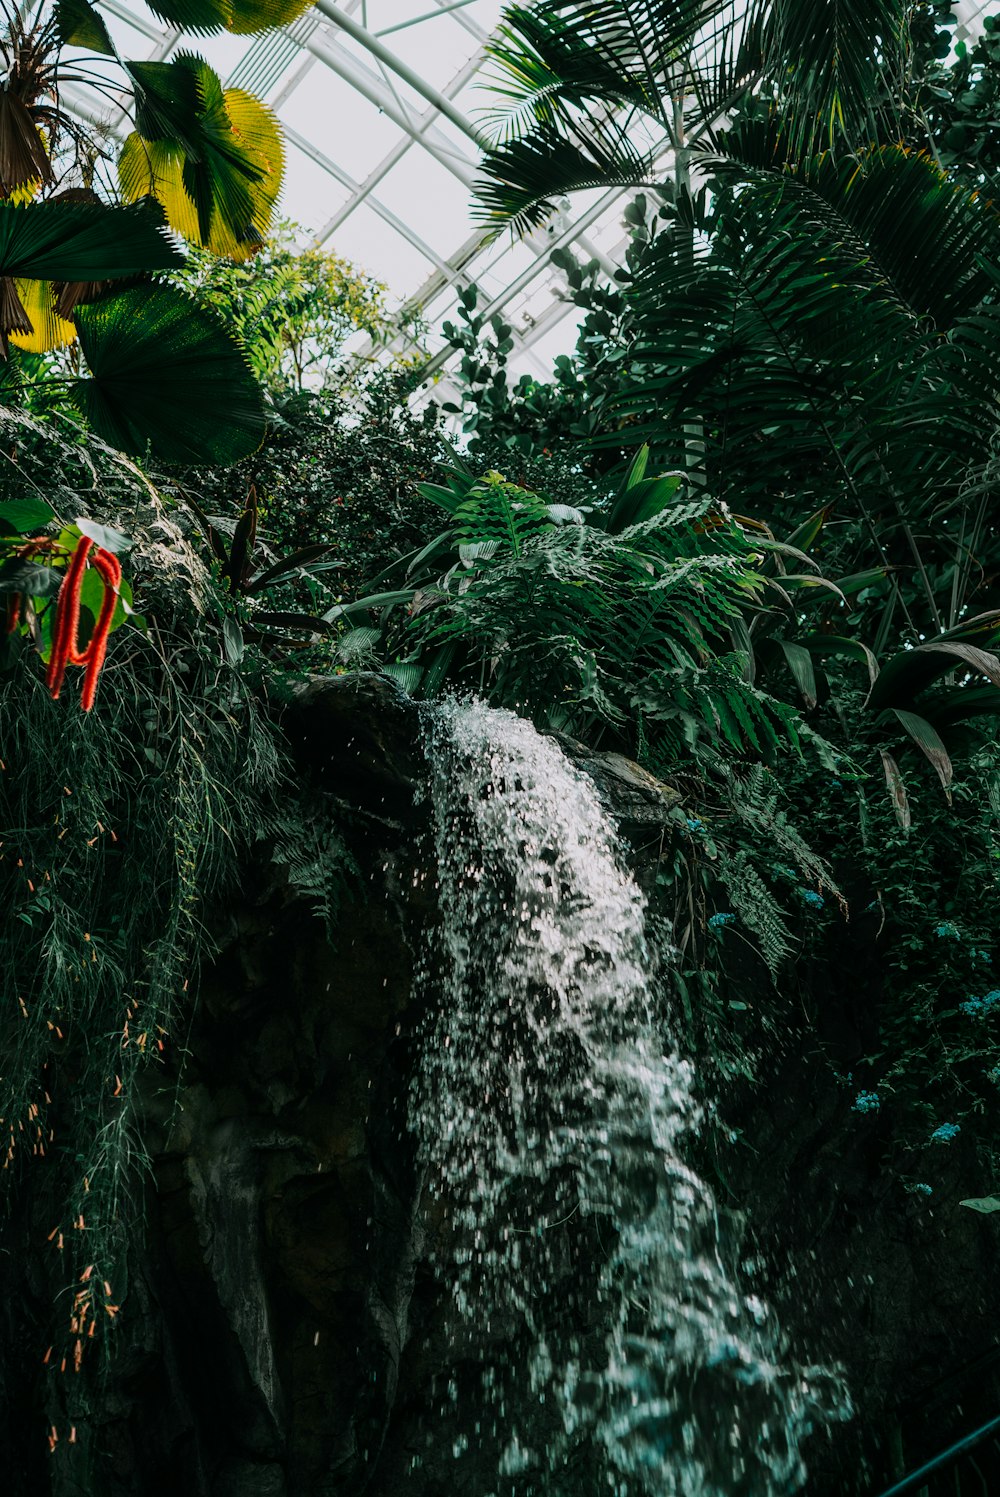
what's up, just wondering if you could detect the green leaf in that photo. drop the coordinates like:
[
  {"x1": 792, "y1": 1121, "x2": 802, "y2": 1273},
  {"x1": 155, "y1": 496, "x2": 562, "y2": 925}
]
[
  {"x1": 0, "y1": 199, "x2": 183, "y2": 281},
  {"x1": 624, "y1": 444, "x2": 650, "y2": 489},
  {"x1": 55, "y1": 0, "x2": 115, "y2": 54},
  {"x1": 0, "y1": 559, "x2": 62, "y2": 596},
  {"x1": 887, "y1": 707, "x2": 953, "y2": 794},
  {"x1": 959, "y1": 1197, "x2": 1000, "y2": 1213},
  {"x1": 416, "y1": 481, "x2": 464, "y2": 515},
  {"x1": 607, "y1": 471, "x2": 685, "y2": 532},
  {"x1": 784, "y1": 505, "x2": 831, "y2": 554},
  {"x1": 226, "y1": 0, "x2": 315, "y2": 33},
  {"x1": 122, "y1": 54, "x2": 278, "y2": 251},
  {"x1": 222, "y1": 615, "x2": 244, "y2": 663},
  {"x1": 777, "y1": 638, "x2": 818, "y2": 709},
  {"x1": 0, "y1": 495, "x2": 55, "y2": 534},
  {"x1": 804, "y1": 634, "x2": 879, "y2": 688},
  {"x1": 143, "y1": 0, "x2": 230, "y2": 35},
  {"x1": 71, "y1": 283, "x2": 265, "y2": 464},
  {"x1": 773, "y1": 574, "x2": 847, "y2": 602},
  {"x1": 836, "y1": 568, "x2": 891, "y2": 597},
  {"x1": 868, "y1": 640, "x2": 1000, "y2": 712},
  {"x1": 245, "y1": 543, "x2": 335, "y2": 595},
  {"x1": 323, "y1": 590, "x2": 416, "y2": 623},
  {"x1": 75, "y1": 516, "x2": 132, "y2": 554},
  {"x1": 380, "y1": 661, "x2": 424, "y2": 693},
  {"x1": 880, "y1": 749, "x2": 911, "y2": 830},
  {"x1": 78, "y1": 566, "x2": 132, "y2": 633}
]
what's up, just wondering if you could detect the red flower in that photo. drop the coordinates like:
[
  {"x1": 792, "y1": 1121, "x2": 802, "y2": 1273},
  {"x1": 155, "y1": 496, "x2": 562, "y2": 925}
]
[{"x1": 46, "y1": 538, "x2": 122, "y2": 711}]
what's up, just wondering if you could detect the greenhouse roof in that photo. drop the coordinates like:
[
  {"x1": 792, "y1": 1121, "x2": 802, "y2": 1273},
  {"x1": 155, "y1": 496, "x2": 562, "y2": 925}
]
[{"x1": 71, "y1": 0, "x2": 1000, "y2": 380}]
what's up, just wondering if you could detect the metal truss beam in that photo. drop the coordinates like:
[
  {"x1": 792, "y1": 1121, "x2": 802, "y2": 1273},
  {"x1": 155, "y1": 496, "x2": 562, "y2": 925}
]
[
  {"x1": 284, "y1": 126, "x2": 474, "y2": 289},
  {"x1": 312, "y1": 40, "x2": 486, "y2": 243},
  {"x1": 314, "y1": 0, "x2": 487, "y2": 147},
  {"x1": 300, "y1": 24, "x2": 478, "y2": 189}
]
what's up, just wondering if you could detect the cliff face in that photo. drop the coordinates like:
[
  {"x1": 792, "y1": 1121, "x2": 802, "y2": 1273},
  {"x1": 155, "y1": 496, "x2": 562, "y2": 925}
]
[{"x1": 8, "y1": 677, "x2": 1000, "y2": 1496}]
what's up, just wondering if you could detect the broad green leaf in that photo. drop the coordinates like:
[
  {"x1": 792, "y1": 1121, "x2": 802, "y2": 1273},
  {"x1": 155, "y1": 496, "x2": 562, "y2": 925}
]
[
  {"x1": 607, "y1": 471, "x2": 685, "y2": 532},
  {"x1": 222, "y1": 615, "x2": 244, "y2": 663},
  {"x1": 869, "y1": 640, "x2": 1000, "y2": 712},
  {"x1": 245, "y1": 543, "x2": 335, "y2": 595},
  {"x1": 144, "y1": 0, "x2": 231, "y2": 35},
  {"x1": 75, "y1": 516, "x2": 133, "y2": 555},
  {"x1": 78, "y1": 566, "x2": 132, "y2": 633},
  {"x1": 836, "y1": 568, "x2": 891, "y2": 597},
  {"x1": 784, "y1": 505, "x2": 831, "y2": 554},
  {"x1": 624, "y1": 444, "x2": 649, "y2": 489},
  {"x1": 919, "y1": 683, "x2": 1000, "y2": 729},
  {"x1": 753, "y1": 538, "x2": 821, "y2": 573},
  {"x1": 71, "y1": 283, "x2": 266, "y2": 465},
  {"x1": 804, "y1": 635, "x2": 879, "y2": 688},
  {"x1": 324, "y1": 590, "x2": 416, "y2": 622},
  {"x1": 226, "y1": 0, "x2": 315, "y2": 33},
  {"x1": 887, "y1": 707, "x2": 953, "y2": 794},
  {"x1": 880, "y1": 749, "x2": 911, "y2": 830},
  {"x1": 380, "y1": 661, "x2": 424, "y2": 693},
  {"x1": 416, "y1": 482, "x2": 463, "y2": 514},
  {"x1": 0, "y1": 199, "x2": 182, "y2": 281},
  {"x1": 959, "y1": 1197, "x2": 1000, "y2": 1213},
  {"x1": 56, "y1": 0, "x2": 115, "y2": 53},
  {"x1": 253, "y1": 610, "x2": 329, "y2": 631},
  {"x1": 775, "y1": 574, "x2": 847, "y2": 602},
  {"x1": 0, "y1": 495, "x2": 55, "y2": 533},
  {"x1": 777, "y1": 638, "x2": 818, "y2": 709},
  {"x1": 937, "y1": 609, "x2": 1000, "y2": 645},
  {"x1": 0, "y1": 558, "x2": 62, "y2": 596}
]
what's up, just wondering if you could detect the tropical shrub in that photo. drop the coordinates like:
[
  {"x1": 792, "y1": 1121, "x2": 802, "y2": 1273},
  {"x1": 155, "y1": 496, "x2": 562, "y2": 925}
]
[
  {"x1": 0, "y1": 0, "x2": 335, "y2": 463},
  {"x1": 175, "y1": 221, "x2": 397, "y2": 401}
]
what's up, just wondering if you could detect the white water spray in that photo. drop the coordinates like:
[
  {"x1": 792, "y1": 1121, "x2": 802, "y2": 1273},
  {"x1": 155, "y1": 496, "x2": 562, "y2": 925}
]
[{"x1": 410, "y1": 699, "x2": 847, "y2": 1494}]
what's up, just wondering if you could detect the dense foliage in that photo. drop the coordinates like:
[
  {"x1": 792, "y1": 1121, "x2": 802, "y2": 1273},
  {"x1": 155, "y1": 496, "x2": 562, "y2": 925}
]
[{"x1": 5, "y1": 0, "x2": 1000, "y2": 1481}]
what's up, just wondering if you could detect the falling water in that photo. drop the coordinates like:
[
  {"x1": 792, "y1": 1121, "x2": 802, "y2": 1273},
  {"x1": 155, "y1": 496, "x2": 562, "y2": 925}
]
[{"x1": 410, "y1": 699, "x2": 848, "y2": 1495}]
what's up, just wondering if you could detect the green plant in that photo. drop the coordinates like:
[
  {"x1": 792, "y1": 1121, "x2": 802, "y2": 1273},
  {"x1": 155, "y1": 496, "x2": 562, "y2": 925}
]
[
  {"x1": 337, "y1": 461, "x2": 821, "y2": 769},
  {"x1": 176, "y1": 222, "x2": 396, "y2": 400},
  {"x1": 0, "y1": 412, "x2": 285, "y2": 1387},
  {"x1": 475, "y1": 0, "x2": 909, "y2": 235}
]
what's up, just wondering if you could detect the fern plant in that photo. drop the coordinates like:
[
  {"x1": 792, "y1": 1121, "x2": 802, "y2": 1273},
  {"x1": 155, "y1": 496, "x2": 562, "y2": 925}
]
[{"x1": 336, "y1": 464, "x2": 822, "y2": 771}]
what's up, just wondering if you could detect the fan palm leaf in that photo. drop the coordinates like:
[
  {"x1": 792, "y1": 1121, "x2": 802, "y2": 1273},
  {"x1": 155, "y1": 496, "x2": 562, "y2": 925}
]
[{"x1": 71, "y1": 282, "x2": 265, "y2": 464}]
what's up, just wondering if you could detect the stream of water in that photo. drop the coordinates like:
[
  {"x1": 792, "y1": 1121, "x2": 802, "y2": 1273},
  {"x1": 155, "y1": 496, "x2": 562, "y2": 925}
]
[{"x1": 409, "y1": 699, "x2": 848, "y2": 1494}]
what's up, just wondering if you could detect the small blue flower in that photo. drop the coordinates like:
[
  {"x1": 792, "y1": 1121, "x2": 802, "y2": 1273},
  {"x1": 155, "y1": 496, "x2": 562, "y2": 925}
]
[
  {"x1": 959, "y1": 989, "x2": 1000, "y2": 1019},
  {"x1": 907, "y1": 1182, "x2": 933, "y2": 1196},
  {"x1": 799, "y1": 889, "x2": 825, "y2": 911},
  {"x1": 935, "y1": 922, "x2": 960, "y2": 940},
  {"x1": 708, "y1": 912, "x2": 736, "y2": 930},
  {"x1": 988, "y1": 1065, "x2": 1000, "y2": 1086},
  {"x1": 930, "y1": 1122, "x2": 960, "y2": 1143},
  {"x1": 853, "y1": 1091, "x2": 880, "y2": 1114},
  {"x1": 829, "y1": 778, "x2": 842, "y2": 790},
  {"x1": 685, "y1": 817, "x2": 703, "y2": 832}
]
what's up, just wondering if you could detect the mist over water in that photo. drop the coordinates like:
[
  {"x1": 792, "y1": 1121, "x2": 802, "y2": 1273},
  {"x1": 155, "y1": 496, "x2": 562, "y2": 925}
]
[{"x1": 410, "y1": 698, "x2": 849, "y2": 1494}]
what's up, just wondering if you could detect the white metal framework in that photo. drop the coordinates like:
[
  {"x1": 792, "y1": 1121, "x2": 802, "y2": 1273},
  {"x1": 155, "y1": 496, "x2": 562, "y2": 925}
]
[{"x1": 75, "y1": 0, "x2": 1000, "y2": 382}]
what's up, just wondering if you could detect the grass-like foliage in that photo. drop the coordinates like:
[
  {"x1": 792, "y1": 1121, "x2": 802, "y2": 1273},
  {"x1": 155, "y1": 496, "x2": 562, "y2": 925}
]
[{"x1": 0, "y1": 418, "x2": 284, "y2": 1366}]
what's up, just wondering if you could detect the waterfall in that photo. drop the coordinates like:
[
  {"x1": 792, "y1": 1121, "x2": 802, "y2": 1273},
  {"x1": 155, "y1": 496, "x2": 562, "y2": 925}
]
[{"x1": 409, "y1": 699, "x2": 848, "y2": 1495}]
